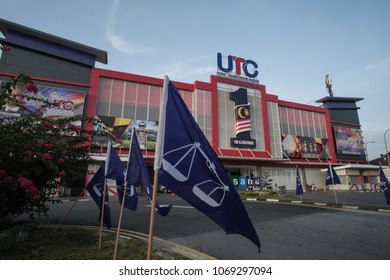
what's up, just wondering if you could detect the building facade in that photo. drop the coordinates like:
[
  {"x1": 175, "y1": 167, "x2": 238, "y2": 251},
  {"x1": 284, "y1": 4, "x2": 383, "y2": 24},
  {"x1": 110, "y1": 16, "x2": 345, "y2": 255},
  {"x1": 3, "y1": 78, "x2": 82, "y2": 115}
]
[{"x1": 0, "y1": 18, "x2": 381, "y2": 194}]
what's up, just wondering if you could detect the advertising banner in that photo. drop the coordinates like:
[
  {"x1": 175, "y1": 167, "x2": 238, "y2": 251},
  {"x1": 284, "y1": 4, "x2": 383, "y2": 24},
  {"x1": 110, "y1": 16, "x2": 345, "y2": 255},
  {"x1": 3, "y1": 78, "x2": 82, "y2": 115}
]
[
  {"x1": 92, "y1": 115, "x2": 158, "y2": 150},
  {"x1": 333, "y1": 126, "x2": 365, "y2": 156},
  {"x1": 281, "y1": 134, "x2": 331, "y2": 159},
  {"x1": 0, "y1": 81, "x2": 85, "y2": 126}
]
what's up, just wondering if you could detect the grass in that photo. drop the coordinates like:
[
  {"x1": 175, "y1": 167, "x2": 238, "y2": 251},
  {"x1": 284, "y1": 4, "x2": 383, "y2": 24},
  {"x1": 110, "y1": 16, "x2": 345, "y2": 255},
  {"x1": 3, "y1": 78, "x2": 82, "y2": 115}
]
[{"x1": 0, "y1": 223, "x2": 183, "y2": 260}]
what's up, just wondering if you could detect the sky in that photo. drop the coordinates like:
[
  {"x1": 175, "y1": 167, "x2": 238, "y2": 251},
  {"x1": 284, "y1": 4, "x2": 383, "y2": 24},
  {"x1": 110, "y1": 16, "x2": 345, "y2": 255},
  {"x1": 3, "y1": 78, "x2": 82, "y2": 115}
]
[{"x1": 1, "y1": 0, "x2": 389, "y2": 160}]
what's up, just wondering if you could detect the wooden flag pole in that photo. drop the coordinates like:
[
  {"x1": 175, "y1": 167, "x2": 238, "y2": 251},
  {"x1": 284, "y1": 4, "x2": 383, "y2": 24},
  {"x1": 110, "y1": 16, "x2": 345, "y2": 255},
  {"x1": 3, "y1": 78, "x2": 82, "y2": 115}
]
[
  {"x1": 147, "y1": 169, "x2": 159, "y2": 260},
  {"x1": 330, "y1": 165, "x2": 338, "y2": 204},
  {"x1": 113, "y1": 182, "x2": 128, "y2": 259},
  {"x1": 113, "y1": 130, "x2": 134, "y2": 260},
  {"x1": 54, "y1": 188, "x2": 85, "y2": 231},
  {"x1": 98, "y1": 178, "x2": 107, "y2": 250}
]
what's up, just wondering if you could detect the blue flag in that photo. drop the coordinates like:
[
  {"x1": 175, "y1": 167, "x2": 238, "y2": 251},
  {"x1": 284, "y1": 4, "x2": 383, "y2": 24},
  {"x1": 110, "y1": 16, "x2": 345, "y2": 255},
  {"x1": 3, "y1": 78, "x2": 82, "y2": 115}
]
[
  {"x1": 128, "y1": 129, "x2": 172, "y2": 216},
  {"x1": 154, "y1": 76, "x2": 261, "y2": 252},
  {"x1": 86, "y1": 164, "x2": 111, "y2": 229},
  {"x1": 106, "y1": 141, "x2": 138, "y2": 211},
  {"x1": 379, "y1": 164, "x2": 390, "y2": 205},
  {"x1": 296, "y1": 168, "x2": 303, "y2": 196},
  {"x1": 325, "y1": 164, "x2": 341, "y2": 185}
]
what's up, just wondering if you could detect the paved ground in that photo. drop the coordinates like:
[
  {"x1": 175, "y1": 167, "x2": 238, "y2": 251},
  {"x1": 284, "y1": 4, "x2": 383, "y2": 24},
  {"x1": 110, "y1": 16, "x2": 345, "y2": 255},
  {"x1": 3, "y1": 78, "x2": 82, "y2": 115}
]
[{"x1": 284, "y1": 190, "x2": 389, "y2": 207}]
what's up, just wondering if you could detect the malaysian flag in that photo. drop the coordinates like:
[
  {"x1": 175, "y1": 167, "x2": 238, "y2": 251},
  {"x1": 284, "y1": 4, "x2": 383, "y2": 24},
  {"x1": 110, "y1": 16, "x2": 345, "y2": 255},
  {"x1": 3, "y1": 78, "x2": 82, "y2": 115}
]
[{"x1": 235, "y1": 104, "x2": 252, "y2": 135}]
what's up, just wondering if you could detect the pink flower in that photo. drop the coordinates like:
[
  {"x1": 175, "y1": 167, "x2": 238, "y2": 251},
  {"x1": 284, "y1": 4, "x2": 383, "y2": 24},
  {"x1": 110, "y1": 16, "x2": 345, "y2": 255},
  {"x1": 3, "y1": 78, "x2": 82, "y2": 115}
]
[
  {"x1": 59, "y1": 170, "x2": 66, "y2": 177},
  {"x1": 43, "y1": 144, "x2": 53, "y2": 149},
  {"x1": 0, "y1": 169, "x2": 6, "y2": 178},
  {"x1": 34, "y1": 110, "x2": 44, "y2": 117},
  {"x1": 82, "y1": 142, "x2": 92, "y2": 147},
  {"x1": 41, "y1": 121, "x2": 53, "y2": 128},
  {"x1": 42, "y1": 153, "x2": 52, "y2": 160},
  {"x1": 18, "y1": 177, "x2": 35, "y2": 189},
  {"x1": 65, "y1": 122, "x2": 80, "y2": 133},
  {"x1": 58, "y1": 158, "x2": 65, "y2": 164},
  {"x1": 25, "y1": 82, "x2": 38, "y2": 94}
]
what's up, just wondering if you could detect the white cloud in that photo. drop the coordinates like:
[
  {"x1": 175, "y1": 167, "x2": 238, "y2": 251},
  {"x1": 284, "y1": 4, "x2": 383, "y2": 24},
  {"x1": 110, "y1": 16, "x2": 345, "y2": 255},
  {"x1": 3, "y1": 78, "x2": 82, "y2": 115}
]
[
  {"x1": 105, "y1": 33, "x2": 154, "y2": 56},
  {"x1": 105, "y1": 0, "x2": 154, "y2": 56}
]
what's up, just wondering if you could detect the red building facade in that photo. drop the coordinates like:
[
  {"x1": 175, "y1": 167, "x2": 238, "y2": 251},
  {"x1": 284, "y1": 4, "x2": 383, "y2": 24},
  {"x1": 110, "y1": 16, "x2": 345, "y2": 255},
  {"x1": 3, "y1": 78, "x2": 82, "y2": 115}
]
[{"x1": 1, "y1": 18, "x2": 379, "y2": 193}]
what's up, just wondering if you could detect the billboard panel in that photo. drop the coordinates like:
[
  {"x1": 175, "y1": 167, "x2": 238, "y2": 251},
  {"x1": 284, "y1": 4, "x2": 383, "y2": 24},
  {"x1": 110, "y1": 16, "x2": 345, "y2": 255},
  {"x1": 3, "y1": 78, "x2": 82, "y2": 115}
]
[
  {"x1": 0, "y1": 81, "x2": 86, "y2": 126},
  {"x1": 281, "y1": 134, "x2": 331, "y2": 159},
  {"x1": 333, "y1": 126, "x2": 365, "y2": 157},
  {"x1": 92, "y1": 115, "x2": 158, "y2": 150}
]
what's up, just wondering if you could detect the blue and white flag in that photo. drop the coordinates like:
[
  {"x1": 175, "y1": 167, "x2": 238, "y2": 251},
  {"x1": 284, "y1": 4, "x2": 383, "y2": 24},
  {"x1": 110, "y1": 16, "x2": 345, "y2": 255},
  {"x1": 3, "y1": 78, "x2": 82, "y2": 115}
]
[
  {"x1": 154, "y1": 76, "x2": 261, "y2": 251},
  {"x1": 128, "y1": 128, "x2": 172, "y2": 216},
  {"x1": 86, "y1": 163, "x2": 111, "y2": 229},
  {"x1": 106, "y1": 140, "x2": 138, "y2": 211},
  {"x1": 296, "y1": 167, "x2": 303, "y2": 196},
  {"x1": 379, "y1": 164, "x2": 390, "y2": 205},
  {"x1": 325, "y1": 164, "x2": 341, "y2": 185}
]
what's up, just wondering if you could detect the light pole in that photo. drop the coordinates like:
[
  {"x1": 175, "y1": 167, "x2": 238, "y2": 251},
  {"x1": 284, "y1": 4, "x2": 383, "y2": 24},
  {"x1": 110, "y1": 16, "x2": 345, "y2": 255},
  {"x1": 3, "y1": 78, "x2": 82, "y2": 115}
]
[
  {"x1": 384, "y1": 128, "x2": 390, "y2": 169},
  {"x1": 364, "y1": 141, "x2": 375, "y2": 162}
]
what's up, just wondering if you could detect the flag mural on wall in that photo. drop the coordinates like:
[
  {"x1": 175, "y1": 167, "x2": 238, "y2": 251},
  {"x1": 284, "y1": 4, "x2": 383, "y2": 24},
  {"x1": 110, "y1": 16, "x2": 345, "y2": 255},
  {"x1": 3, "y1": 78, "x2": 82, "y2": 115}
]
[
  {"x1": 154, "y1": 76, "x2": 261, "y2": 252},
  {"x1": 379, "y1": 164, "x2": 390, "y2": 205},
  {"x1": 86, "y1": 163, "x2": 111, "y2": 229}
]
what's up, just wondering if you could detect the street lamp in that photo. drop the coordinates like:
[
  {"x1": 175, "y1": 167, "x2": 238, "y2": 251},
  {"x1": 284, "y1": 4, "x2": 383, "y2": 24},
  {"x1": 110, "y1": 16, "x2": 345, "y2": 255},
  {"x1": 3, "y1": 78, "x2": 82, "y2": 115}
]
[
  {"x1": 364, "y1": 141, "x2": 375, "y2": 162},
  {"x1": 384, "y1": 128, "x2": 390, "y2": 169}
]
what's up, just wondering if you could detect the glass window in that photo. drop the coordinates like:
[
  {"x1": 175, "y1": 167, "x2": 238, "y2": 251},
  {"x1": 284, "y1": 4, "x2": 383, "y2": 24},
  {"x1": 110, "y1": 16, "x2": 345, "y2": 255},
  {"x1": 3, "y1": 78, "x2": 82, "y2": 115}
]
[
  {"x1": 123, "y1": 82, "x2": 137, "y2": 119},
  {"x1": 293, "y1": 109, "x2": 301, "y2": 136},
  {"x1": 279, "y1": 107, "x2": 289, "y2": 135}
]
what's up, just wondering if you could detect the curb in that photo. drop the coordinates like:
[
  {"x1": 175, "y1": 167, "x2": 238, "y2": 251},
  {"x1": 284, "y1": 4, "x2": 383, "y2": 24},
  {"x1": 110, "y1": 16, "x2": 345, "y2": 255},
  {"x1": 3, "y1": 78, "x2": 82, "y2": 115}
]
[{"x1": 244, "y1": 197, "x2": 390, "y2": 213}]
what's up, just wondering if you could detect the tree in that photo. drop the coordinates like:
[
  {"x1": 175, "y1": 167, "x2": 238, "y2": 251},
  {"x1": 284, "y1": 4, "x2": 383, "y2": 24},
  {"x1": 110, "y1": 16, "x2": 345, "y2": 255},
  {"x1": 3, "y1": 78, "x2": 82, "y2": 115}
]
[
  {"x1": 0, "y1": 72, "x2": 103, "y2": 225},
  {"x1": 261, "y1": 171, "x2": 273, "y2": 191}
]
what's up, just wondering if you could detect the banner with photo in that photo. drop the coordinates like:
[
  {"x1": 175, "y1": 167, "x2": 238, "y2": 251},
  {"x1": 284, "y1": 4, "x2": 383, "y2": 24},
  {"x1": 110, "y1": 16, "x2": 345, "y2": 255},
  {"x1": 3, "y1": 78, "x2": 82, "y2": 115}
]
[
  {"x1": 333, "y1": 126, "x2": 365, "y2": 156},
  {"x1": 92, "y1": 115, "x2": 158, "y2": 150},
  {"x1": 0, "y1": 81, "x2": 86, "y2": 126},
  {"x1": 282, "y1": 134, "x2": 331, "y2": 159}
]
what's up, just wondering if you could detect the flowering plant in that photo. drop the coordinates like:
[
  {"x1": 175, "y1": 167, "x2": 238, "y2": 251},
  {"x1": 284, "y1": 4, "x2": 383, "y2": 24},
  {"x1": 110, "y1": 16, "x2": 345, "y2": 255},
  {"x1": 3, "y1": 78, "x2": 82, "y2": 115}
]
[{"x1": 0, "y1": 74, "x2": 106, "y2": 225}]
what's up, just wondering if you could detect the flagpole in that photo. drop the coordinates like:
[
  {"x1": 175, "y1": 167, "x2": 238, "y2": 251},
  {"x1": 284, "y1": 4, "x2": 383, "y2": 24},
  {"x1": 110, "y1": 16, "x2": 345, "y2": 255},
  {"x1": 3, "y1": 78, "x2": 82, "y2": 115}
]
[
  {"x1": 147, "y1": 169, "x2": 159, "y2": 260},
  {"x1": 99, "y1": 140, "x2": 112, "y2": 250},
  {"x1": 113, "y1": 181, "x2": 127, "y2": 259},
  {"x1": 330, "y1": 164, "x2": 338, "y2": 204},
  {"x1": 113, "y1": 128, "x2": 134, "y2": 260},
  {"x1": 99, "y1": 177, "x2": 107, "y2": 250},
  {"x1": 147, "y1": 75, "x2": 169, "y2": 260},
  {"x1": 54, "y1": 187, "x2": 85, "y2": 231}
]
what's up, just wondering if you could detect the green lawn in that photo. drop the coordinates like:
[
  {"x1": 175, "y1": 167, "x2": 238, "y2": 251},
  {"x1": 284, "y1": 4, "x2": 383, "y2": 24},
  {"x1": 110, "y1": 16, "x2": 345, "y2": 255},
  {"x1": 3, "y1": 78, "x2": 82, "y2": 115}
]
[{"x1": 0, "y1": 223, "x2": 182, "y2": 260}]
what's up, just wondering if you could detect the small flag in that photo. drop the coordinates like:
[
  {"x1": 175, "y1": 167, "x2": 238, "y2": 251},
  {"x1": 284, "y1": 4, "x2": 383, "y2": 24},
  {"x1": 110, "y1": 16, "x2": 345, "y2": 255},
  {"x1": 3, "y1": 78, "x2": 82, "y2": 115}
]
[
  {"x1": 86, "y1": 164, "x2": 111, "y2": 229},
  {"x1": 325, "y1": 164, "x2": 341, "y2": 185},
  {"x1": 106, "y1": 140, "x2": 138, "y2": 211},
  {"x1": 128, "y1": 128, "x2": 172, "y2": 216},
  {"x1": 379, "y1": 164, "x2": 390, "y2": 205},
  {"x1": 296, "y1": 168, "x2": 303, "y2": 196},
  {"x1": 154, "y1": 76, "x2": 260, "y2": 251}
]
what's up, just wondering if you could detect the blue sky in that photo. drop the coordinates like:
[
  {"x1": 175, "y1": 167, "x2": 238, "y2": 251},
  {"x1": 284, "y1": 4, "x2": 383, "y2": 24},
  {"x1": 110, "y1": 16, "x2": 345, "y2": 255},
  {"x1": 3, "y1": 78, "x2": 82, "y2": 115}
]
[{"x1": 1, "y1": 0, "x2": 389, "y2": 160}]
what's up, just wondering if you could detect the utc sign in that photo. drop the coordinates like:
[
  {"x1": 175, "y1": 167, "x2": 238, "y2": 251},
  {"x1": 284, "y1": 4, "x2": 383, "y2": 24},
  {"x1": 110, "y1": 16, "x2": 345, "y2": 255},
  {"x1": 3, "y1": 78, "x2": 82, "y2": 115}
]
[{"x1": 217, "y1": 52, "x2": 259, "y2": 79}]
